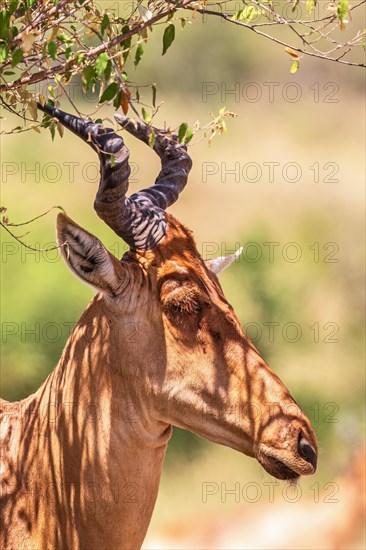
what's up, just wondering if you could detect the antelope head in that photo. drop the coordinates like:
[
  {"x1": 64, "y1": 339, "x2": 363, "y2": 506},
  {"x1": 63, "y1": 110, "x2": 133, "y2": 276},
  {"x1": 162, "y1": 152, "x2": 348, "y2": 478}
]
[{"x1": 39, "y1": 104, "x2": 317, "y2": 481}]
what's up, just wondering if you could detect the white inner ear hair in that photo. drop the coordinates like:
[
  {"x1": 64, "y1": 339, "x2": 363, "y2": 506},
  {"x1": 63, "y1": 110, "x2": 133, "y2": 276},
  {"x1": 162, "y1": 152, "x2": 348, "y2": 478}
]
[{"x1": 208, "y1": 247, "x2": 243, "y2": 274}]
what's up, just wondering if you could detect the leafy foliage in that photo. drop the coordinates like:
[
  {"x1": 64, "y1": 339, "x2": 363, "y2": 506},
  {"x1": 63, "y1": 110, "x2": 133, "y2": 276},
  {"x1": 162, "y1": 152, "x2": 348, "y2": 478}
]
[{"x1": 0, "y1": 0, "x2": 364, "y2": 139}]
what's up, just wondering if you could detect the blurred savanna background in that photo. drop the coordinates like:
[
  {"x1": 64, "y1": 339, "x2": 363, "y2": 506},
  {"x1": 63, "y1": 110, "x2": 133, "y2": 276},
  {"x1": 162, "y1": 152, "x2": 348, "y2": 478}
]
[{"x1": 1, "y1": 2, "x2": 365, "y2": 548}]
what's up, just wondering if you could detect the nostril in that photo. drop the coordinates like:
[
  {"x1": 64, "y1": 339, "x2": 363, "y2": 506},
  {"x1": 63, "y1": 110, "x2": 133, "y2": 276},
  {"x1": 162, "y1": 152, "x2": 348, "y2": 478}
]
[{"x1": 298, "y1": 434, "x2": 317, "y2": 470}]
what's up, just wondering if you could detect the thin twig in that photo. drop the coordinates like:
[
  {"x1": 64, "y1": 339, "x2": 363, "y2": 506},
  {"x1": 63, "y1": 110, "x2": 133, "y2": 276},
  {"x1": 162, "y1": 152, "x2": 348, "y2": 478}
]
[
  {"x1": 181, "y1": 3, "x2": 366, "y2": 67},
  {"x1": 0, "y1": 222, "x2": 67, "y2": 253},
  {"x1": 6, "y1": 206, "x2": 66, "y2": 227}
]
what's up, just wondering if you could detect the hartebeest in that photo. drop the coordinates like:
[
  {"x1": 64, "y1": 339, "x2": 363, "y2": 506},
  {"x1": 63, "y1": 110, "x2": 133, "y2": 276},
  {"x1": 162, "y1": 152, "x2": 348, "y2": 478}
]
[{"x1": 0, "y1": 105, "x2": 318, "y2": 549}]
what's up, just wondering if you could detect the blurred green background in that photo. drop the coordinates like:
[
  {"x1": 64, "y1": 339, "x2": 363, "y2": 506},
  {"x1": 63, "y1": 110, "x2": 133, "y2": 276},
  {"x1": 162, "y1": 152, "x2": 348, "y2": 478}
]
[{"x1": 1, "y1": 7, "x2": 365, "y2": 549}]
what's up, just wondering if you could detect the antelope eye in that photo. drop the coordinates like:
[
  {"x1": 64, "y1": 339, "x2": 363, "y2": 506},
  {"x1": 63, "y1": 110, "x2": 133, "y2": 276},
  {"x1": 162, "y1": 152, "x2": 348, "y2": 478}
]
[{"x1": 160, "y1": 279, "x2": 204, "y2": 316}]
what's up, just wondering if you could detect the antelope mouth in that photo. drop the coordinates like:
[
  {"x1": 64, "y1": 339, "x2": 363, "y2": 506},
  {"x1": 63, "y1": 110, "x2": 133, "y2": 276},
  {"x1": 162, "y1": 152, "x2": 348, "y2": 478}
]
[
  {"x1": 258, "y1": 450, "x2": 300, "y2": 480},
  {"x1": 257, "y1": 442, "x2": 317, "y2": 481}
]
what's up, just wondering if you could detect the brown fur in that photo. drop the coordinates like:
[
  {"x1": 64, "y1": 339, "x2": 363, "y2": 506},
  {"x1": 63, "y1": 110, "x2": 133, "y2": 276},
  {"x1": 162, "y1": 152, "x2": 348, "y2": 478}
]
[{"x1": 0, "y1": 213, "x2": 317, "y2": 549}]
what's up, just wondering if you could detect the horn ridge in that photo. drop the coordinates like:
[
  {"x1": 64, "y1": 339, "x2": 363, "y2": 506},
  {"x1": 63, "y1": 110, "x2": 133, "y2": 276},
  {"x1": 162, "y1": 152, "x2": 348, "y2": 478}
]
[
  {"x1": 37, "y1": 104, "x2": 192, "y2": 250},
  {"x1": 115, "y1": 114, "x2": 192, "y2": 211}
]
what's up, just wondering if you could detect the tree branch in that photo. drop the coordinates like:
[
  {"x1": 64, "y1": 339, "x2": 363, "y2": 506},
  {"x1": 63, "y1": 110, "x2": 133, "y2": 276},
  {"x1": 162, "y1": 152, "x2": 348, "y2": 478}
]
[
  {"x1": 182, "y1": 2, "x2": 365, "y2": 67},
  {"x1": 0, "y1": 0, "x2": 196, "y2": 93}
]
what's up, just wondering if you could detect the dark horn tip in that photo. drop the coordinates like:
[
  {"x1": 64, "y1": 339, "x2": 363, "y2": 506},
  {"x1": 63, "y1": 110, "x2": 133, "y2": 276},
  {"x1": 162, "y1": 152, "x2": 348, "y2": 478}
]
[
  {"x1": 37, "y1": 101, "x2": 54, "y2": 115},
  {"x1": 36, "y1": 104, "x2": 99, "y2": 145},
  {"x1": 115, "y1": 114, "x2": 176, "y2": 149},
  {"x1": 114, "y1": 114, "x2": 129, "y2": 125},
  {"x1": 115, "y1": 114, "x2": 141, "y2": 132}
]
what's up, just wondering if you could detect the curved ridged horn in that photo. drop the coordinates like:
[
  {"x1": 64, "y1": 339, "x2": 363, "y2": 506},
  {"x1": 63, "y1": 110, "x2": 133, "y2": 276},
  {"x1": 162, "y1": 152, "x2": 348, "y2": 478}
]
[
  {"x1": 37, "y1": 103, "x2": 192, "y2": 250},
  {"x1": 114, "y1": 114, "x2": 192, "y2": 211}
]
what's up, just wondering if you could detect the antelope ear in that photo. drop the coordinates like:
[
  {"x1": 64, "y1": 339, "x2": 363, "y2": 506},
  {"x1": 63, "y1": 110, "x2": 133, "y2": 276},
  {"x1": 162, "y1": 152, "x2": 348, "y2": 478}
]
[
  {"x1": 56, "y1": 213, "x2": 121, "y2": 297},
  {"x1": 206, "y1": 247, "x2": 243, "y2": 275}
]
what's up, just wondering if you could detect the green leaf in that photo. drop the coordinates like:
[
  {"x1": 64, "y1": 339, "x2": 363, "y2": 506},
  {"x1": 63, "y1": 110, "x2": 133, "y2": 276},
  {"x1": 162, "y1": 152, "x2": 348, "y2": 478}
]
[
  {"x1": 95, "y1": 52, "x2": 109, "y2": 76},
  {"x1": 306, "y1": 0, "x2": 314, "y2": 14},
  {"x1": 148, "y1": 130, "x2": 156, "y2": 149},
  {"x1": 121, "y1": 25, "x2": 131, "y2": 62},
  {"x1": 101, "y1": 13, "x2": 110, "y2": 36},
  {"x1": 50, "y1": 123, "x2": 56, "y2": 141},
  {"x1": 233, "y1": 6, "x2": 256, "y2": 22},
  {"x1": 113, "y1": 90, "x2": 121, "y2": 109},
  {"x1": 57, "y1": 33, "x2": 72, "y2": 44},
  {"x1": 134, "y1": 43, "x2": 144, "y2": 66},
  {"x1": 232, "y1": 9, "x2": 242, "y2": 21},
  {"x1": 337, "y1": 0, "x2": 349, "y2": 22},
  {"x1": 11, "y1": 47, "x2": 23, "y2": 66},
  {"x1": 243, "y1": 6, "x2": 256, "y2": 22},
  {"x1": 152, "y1": 85, "x2": 157, "y2": 108},
  {"x1": 100, "y1": 82, "x2": 119, "y2": 103},
  {"x1": 162, "y1": 24, "x2": 175, "y2": 55},
  {"x1": 9, "y1": 0, "x2": 19, "y2": 15},
  {"x1": 0, "y1": 43, "x2": 9, "y2": 63},
  {"x1": 65, "y1": 46, "x2": 72, "y2": 60},
  {"x1": 82, "y1": 65, "x2": 95, "y2": 91},
  {"x1": 178, "y1": 122, "x2": 188, "y2": 142},
  {"x1": 104, "y1": 59, "x2": 112, "y2": 80},
  {"x1": 48, "y1": 41, "x2": 57, "y2": 60},
  {"x1": 0, "y1": 10, "x2": 10, "y2": 40},
  {"x1": 48, "y1": 85, "x2": 55, "y2": 98},
  {"x1": 290, "y1": 60, "x2": 299, "y2": 74},
  {"x1": 141, "y1": 107, "x2": 151, "y2": 123},
  {"x1": 184, "y1": 129, "x2": 193, "y2": 145},
  {"x1": 123, "y1": 39, "x2": 132, "y2": 62}
]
